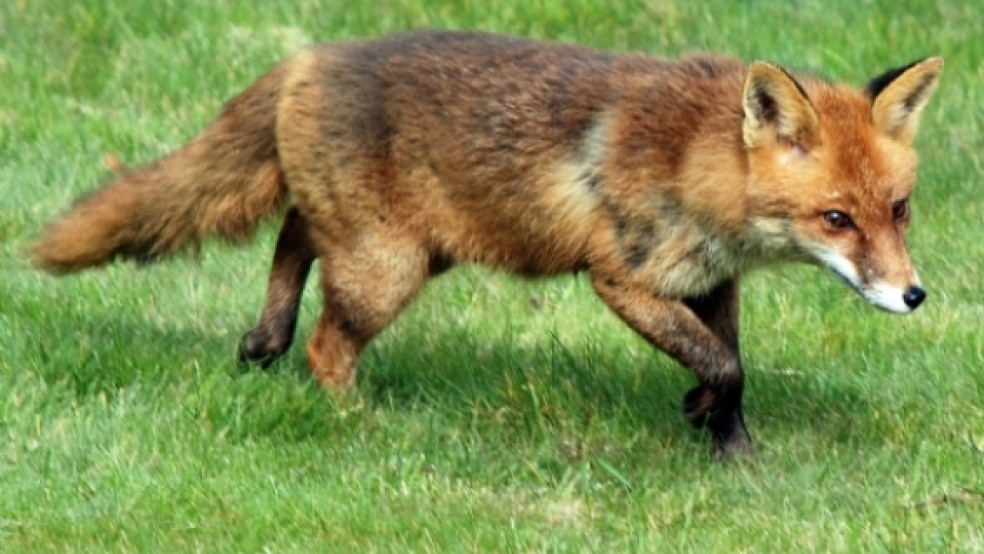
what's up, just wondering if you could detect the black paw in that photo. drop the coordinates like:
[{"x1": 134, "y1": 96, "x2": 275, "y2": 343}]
[
  {"x1": 710, "y1": 416, "x2": 754, "y2": 460},
  {"x1": 683, "y1": 385, "x2": 755, "y2": 460},
  {"x1": 237, "y1": 329, "x2": 290, "y2": 369}
]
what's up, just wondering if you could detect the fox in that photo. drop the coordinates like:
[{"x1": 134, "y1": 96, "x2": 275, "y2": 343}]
[{"x1": 31, "y1": 31, "x2": 942, "y2": 457}]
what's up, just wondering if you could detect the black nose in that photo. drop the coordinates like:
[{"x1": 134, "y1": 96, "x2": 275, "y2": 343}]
[{"x1": 903, "y1": 286, "x2": 926, "y2": 309}]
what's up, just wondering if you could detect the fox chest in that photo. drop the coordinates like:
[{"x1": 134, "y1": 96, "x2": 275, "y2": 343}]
[{"x1": 613, "y1": 218, "x2": 747, "y2": 298}]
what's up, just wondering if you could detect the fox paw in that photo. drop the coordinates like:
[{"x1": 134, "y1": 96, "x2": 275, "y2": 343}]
[
  {"x1": 683, "y1": 385, "x2": 755, "y2": 459},
  {"x1": 238, "y1": 329, "x2": 290, "y2": 369}
]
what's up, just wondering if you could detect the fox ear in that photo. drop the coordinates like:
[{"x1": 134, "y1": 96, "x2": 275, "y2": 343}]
[
  {"x1": 742, "y1": 61, "x2": 820, "y2": 149},
  {"x1": 866, "y1": 57, "x2": 943, "y2": 144}
]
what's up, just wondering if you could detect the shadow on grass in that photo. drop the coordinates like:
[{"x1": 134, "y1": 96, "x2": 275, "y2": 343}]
[
  {"x1": 26, "y1": 303, "x2": 896, "y2": 456},
  {"x1": 28, "y1": 313, "x2": 245, "y2": 396}
]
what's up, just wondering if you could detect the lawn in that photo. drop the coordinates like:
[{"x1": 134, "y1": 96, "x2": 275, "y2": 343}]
[{"x1": 1, "y1": 0, "x2": 982, "y2": 551}]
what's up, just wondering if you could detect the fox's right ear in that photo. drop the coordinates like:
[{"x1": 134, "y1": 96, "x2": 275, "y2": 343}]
[{"x1": 742, "y1": 62, "x2": 820, "y2": 149}]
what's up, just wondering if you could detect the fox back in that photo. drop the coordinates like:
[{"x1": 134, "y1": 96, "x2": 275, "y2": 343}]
[{"x1": 272, "y1": 33, "x2": 940, "y2": 308}]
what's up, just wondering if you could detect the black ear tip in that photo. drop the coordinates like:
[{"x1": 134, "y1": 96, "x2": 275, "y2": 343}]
[{"x1": 865, "y1": 57, "x2": 939, "y2": 100}]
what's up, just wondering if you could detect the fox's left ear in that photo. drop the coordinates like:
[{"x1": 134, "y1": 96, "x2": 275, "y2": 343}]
[{"x1": 866, "y1": 57, "x2": 943, "y2": 144}]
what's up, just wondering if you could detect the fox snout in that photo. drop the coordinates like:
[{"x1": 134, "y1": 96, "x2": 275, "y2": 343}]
[
  {"x1": 830, "y1": 274, "x2": 925, "y2": 314},
  {"x1": 865, "y1": 281, "x2": 926, "y2": 314},
  {"x1": 808, "y1": 248, "x2": 926, "y2": 314}
]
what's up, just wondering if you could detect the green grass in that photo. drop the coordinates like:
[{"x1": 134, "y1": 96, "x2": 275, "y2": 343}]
[{"x1": 2, "y1": 0, "x2": 983, "y2": 551}]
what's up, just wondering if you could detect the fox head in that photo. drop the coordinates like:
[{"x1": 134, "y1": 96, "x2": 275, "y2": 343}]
[{"x1": 741, "y1": 57, "x2": 943, "y2": 314}]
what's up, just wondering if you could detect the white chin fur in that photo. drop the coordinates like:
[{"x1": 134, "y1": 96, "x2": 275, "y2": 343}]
[
  {"x1": 810, "y1": 248, "x2": 914, "y2": 314},
  {"x1": 862, "y1": 282, "x2": 913, "y2": 314}
]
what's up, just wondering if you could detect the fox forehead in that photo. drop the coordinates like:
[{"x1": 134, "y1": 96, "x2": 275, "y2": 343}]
[{"x1": 810, "y1": 86, "x2": 919, "y2": 204}]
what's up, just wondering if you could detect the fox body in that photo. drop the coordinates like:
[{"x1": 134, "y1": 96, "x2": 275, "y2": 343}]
[{"x1": 32, "y1": 31, "x2": 942, "y2": 456}]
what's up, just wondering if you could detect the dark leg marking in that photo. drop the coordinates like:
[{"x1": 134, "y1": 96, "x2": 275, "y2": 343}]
[
  {"x1": 590, "y1": 273, "x2": 750, "y2": 459},
  {"x1": 682, "y1": 279, "x2": 752, "y2": 458},
  {"x1": 239, "y1": 206, "x2": 316, "y2": 368}
]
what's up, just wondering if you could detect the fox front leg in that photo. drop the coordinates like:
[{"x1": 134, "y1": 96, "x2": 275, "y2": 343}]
[
  {"x1": 591, "y1": 274, "x2": 752, "y2": 458},
  {"x1": 681, "y1": 279, "x2": 752, "y2": 457}
]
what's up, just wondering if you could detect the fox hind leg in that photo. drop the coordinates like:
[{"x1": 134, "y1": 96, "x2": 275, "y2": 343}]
[
  {"x1": 304, "y1": 228, "x2": 432, "y2": 389},
  {"x1": 239, "y1": 206, "x2": 316, "y2": 367}
]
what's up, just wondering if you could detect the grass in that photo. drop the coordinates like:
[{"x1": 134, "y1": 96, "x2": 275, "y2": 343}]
[{"x1": 2, "y1": 0, "x2": 983, "y2": 551}]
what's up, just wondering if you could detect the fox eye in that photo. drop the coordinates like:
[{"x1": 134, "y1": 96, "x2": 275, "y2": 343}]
[
  {"x1": 823, "y1": 210, "x2": 854, "y2": 230},
  {"x1": 892, "y1": 199, "x2": 910, "y2": 220}
]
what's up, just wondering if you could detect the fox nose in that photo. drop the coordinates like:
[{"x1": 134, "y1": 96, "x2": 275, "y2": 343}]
[{"x1": 903, "y1": 286, "x2": 926, "y2": 309}]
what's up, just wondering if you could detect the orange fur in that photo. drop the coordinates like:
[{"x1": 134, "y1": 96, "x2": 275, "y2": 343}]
[
  {"x1": 32, "y1": 31, "x2": 942, "y2": 456},
  {"x1": 32, "y1": 64, "x2": 290, "y2": 272}
]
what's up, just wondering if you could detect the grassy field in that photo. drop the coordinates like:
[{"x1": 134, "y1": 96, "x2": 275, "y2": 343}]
[{"x1": 1, "y1": 0, "x2": 982, "y2": 551}]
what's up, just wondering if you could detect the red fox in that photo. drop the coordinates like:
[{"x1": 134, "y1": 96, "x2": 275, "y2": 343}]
[{"x1": 31, "y1": 31, "x2": 942, "y2": 457}]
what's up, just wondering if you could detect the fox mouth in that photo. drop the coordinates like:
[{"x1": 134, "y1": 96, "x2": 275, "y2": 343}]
[
  {"x1": 808, "y1": 248, "x2": 920, "y2": 314},
  {"x1": 824, "y1": 264, "x2": 863, "y2": 295},
  {"x1": 826, "y1": 265, "x2": 918, "y2": 314}
]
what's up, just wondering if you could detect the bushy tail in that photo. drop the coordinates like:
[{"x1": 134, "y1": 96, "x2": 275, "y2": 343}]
[{"x1": 32, "y1": 63, "x2": 289, "y2": 273}]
